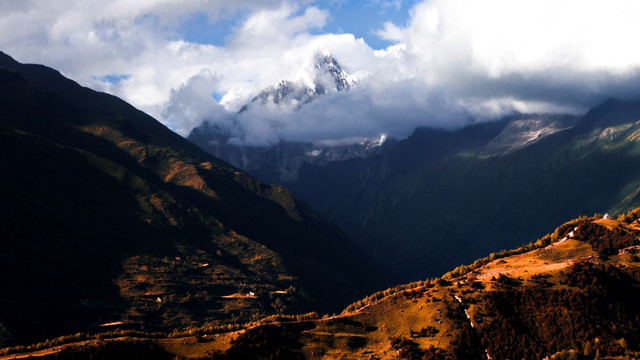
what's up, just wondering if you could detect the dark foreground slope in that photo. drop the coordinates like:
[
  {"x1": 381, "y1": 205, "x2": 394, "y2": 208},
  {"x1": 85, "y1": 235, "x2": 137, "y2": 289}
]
[
  {"x1": 288, "y1": 102, "x2": 640, "y2": 280},
  {"x1": 10, "y1": 210, "x2": 640, "y2": 359},
  {"x1": 0, "y1": 53, "x2": 388, "y2": 346}
]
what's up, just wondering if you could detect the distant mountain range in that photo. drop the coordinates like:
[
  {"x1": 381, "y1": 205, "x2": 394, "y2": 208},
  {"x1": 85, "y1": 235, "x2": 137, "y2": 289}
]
[
  {"x1": 192, "y1": 77, "x2": 640, "y2": 281},
  {"x1": 0, "y1": 52, "x2": 390, "y2": 347},
  {"x1": 285, "y1": 102, "x2": 640, "y2": 279},
  {"x1": 189, "y1": 126, "x2": 392, "y2": 183}
]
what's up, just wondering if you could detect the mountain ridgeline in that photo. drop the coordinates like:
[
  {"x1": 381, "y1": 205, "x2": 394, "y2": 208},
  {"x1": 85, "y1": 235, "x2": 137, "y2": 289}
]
[{"x1": 0, "y1": 52, "x2": 390, "y2": 347}]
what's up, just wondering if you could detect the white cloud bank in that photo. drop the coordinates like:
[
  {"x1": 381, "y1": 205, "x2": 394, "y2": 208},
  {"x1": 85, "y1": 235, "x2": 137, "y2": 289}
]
[{"x1": 2, "y1": 0, "x2": 640, "y2": 144}]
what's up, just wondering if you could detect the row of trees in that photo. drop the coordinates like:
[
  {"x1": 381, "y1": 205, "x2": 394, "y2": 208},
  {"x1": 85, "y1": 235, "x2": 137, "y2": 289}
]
[
  {"x1": 443, "y1": 215, "x2": 598, "y2": 279},
  {"x1": 476, "y1": 261, "x2": 640, "y2": 359},
  {"x1": 574, "y1": 222, "x2": 639, "y2": 255}
]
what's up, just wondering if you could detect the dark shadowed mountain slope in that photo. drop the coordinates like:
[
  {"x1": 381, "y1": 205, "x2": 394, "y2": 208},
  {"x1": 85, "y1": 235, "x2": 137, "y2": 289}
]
[{"x1": 0, "y1": 52, "x2": 389, "y2": 346}]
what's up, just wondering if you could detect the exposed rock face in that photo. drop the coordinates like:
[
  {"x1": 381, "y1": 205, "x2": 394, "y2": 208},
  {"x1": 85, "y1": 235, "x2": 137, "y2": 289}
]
[{"x1": 478, "y1": 115, "x2": 578, "y2": 156}]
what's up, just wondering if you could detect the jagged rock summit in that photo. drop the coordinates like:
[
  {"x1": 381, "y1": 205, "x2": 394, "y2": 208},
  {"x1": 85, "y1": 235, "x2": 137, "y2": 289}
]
[{"x1": 240, "y1": 50, "x2": 358, "y2": 112}]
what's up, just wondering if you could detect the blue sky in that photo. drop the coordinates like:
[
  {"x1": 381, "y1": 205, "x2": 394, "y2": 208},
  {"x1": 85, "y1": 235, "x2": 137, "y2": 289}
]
[
  {"x1": 317, "y1": 0, "x2": 417, "y2": 49},
  {"x1": 177, "y1": 1, "x2": 417, "y2": 49},
  {"x1": 177, "y1": 11, "x2": 240, "y2": 47}
]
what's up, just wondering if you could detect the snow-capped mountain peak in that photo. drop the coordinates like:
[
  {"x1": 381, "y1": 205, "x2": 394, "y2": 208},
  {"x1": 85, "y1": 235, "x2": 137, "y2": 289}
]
[
  {"x1": 313, "y1": 52, "x2": 358, "y2": 94},
  {"x1": 240, "y1": 51, "x2": 357, "y2": 112}
]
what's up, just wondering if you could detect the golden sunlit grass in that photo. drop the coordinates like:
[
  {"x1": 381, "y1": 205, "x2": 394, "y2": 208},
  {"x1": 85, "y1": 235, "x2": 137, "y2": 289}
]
[
  {"x1": 594, "y1": 218, "x2": 621, "y2": 229},
  {"x1": 156, "y1": 333, "x2": 241, "y2": 359}
]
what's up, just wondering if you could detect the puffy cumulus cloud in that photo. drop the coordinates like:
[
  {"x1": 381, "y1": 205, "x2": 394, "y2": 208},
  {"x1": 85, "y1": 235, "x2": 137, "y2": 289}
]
[
  {"x1": 0, "y1": 0, "x2": 286, "y2": 66},
  {"x1": 162, "y1": 68, "x2": 227, "y2": 136},
  {"x1": 386, "y1": 0, "x2": 640, "y2": 111},
  {"x1": 156, "y1": 3, "x2": 377, "y2": 137},
  {"x1": 167, "y1": 0, "x2": 640, "y2": 144},
  {"x1": 0, "y1": 0, "x2": 376, "y2": 138},
  {"x1": 0, "y1": 0, "x2": 303, "y2": 129},
  {"x1": 3, "y1": 0, "x2": 640, "y2": 144},
  {"x1": 211, "y1": 79, "x2": 470, "y2": 146}
]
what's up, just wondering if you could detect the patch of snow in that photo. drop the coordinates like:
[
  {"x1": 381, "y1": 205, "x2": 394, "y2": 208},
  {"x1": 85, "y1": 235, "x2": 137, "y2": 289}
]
[
  {"x1": 598, "y1": 124, "x2": 633, "y2": 141},
  {"x1": 479, "y1": 116, "x2": 577, "y2": 157},
  {"x1": 361, "y1": 134, "x2": 387, "y2": 149}
]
